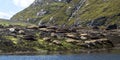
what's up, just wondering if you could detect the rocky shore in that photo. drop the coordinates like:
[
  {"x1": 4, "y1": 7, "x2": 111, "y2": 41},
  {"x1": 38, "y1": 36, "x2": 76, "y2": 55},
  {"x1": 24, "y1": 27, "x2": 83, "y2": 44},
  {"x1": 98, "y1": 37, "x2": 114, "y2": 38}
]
[{"x1": 0, "y1": 24, "x2": 120, "y2": 53}]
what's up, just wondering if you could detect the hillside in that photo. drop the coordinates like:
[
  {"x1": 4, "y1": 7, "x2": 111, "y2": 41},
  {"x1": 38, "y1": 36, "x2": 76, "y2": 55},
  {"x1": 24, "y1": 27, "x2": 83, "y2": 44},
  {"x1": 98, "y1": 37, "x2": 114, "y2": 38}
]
[
  {"x1": 11, "y1": 0, "x2": 120, "y2": 27},
  {"x1": 0, "y1": 0, "x2": 120, "y2": 53},
  {"x1": 0, "y1": 19, "x2": 32, "y2": 26}
]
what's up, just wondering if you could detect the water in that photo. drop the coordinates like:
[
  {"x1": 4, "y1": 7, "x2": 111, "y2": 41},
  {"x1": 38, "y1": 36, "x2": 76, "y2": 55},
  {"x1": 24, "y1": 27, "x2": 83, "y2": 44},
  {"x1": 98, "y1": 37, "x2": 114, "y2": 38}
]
[{"x1": 0, "y1": 53, "x2": 120, "y2": 60}]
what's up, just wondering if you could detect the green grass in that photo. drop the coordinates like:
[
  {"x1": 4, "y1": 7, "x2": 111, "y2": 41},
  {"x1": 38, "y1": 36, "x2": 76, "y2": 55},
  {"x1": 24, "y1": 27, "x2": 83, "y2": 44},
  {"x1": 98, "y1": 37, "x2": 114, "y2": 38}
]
[
  {"x1": 76, "y1": 0, "x2": 120, "y2": 25},
  {"x1": 11, "y1": 0, "x2": 120, "y2": 26},
  {"x1": 0, "y1": 19, "x2": 33, "y2": 26}
]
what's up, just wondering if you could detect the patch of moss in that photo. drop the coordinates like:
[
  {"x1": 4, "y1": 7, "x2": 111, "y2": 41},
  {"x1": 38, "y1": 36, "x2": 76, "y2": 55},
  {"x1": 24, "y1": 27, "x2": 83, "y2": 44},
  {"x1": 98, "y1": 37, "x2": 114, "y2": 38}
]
[{"x1": 4, "y1": 36, "x2": 18, "y2": 44}]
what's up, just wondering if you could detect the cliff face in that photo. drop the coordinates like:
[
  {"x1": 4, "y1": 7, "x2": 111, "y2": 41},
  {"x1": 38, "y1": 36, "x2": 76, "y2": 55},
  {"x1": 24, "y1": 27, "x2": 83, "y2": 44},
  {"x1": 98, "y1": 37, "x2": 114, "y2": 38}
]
[{"x1": 11, "y1": 0, "x2": 120, "y2": 27}]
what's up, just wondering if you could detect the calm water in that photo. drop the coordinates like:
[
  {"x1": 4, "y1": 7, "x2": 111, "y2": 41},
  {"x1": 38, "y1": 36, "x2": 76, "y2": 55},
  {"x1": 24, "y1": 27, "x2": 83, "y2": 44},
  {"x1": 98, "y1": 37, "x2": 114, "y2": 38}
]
[{"x1": 0, "y1": 53, "x2": 120, "y2": 60}]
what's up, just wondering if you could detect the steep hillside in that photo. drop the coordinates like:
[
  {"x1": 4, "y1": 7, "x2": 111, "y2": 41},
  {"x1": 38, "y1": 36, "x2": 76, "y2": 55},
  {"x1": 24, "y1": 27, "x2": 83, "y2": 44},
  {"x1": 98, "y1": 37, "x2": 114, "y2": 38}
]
[{"x1": 11, "y1": 0, "x2": 120, "y2": 27}]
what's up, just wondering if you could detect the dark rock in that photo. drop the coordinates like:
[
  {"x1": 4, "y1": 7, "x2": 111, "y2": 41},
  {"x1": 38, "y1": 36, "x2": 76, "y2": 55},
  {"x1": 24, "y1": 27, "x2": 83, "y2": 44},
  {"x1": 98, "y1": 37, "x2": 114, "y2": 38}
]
[
  {"x1": 66, "y1": 0, "x2": 72, "y2": 3},
  {"x1": 106, "y1": 24, "x2": 117, "y2": 30},
  {"x1": 105, "y1": 40, "x2": 114, "y2": 47},
  {"x1": 107, "y1": 34, "x2": 120, "y2": 46},
  {"x1": 23, "y1": 35, "x2": 36, "y2": 41},
  {"x1": 89, "y1": 17, "x2": 107, "y2": 26},
  {"x1": 39, "y1": 25, "x2": 47, "y2": 28},
  {"x1": 92, "y1": 26, "x2": 99, "y2": 30},
  {"x1": 89, "y1": 33, "x2": 105, "y2": 39},
  {"x1": 80, "y1": 43, "x2": 91, "y2": 48}
]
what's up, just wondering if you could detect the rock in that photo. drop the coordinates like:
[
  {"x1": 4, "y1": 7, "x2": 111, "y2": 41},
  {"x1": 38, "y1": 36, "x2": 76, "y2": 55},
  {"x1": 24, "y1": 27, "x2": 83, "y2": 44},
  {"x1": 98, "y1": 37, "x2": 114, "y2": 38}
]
[
  {"x1": 51, "y1": 33, "x2": 56, "y2": 37},
  {"x1": 89, "y1": 17, "x2": 107, "y2": 26},
  {"x1": 47, "y1": 26, "x2": 58, "y2": 30},
  {"x1": 43, "y1": 37, "x2": 51, "y2": 42},
  {"x1": 53, "y1": 40, "x2": 62, "y2": 45},
  {"x1": 18, "y1": 30, "x2": 25, "y2": 34},
  {"x1": 31, "y1": 0, "x2": 43, "y2": 6},
  {"x1": 92, "y1": 26, "x2": 99, "y2": 30},
  {"x1": 65, "y1": 33, "x2": 80, "y2": 40},
  {"x1": 106, "y1": 24, "x2": 117, "y2": 30},
  {"x1": 85, "y1": 40, "x2": 97, "y2": 44},
  {"x1": 89, "y1": 33, "x2": 105, "y2": 39},
  {"x1": 39, "y1": 25, "x2": 47, "y2": 28},
  {"x1": 80, "y1": 43, "x2": 91, "y2": 48},
  {"x1": 27, "y1": 25, "x2": 39, "y2": 29},
  {"x1": 66, "y1": 38, "x2": 81, "y2": 43},
  {"x1": 23, "y1": 35, "x2": 36, "y2": 41},
  {"x1": 8, "y1": 28, "x2": 15, "y2": 32},
  {"x1": 80, "y1": 33, "x2": 88, "y2": 36},
  {"x1": 107, "y1": 34, "x2": 120, "y2": 46},
  {"x1": 36, "y1": 9, "x2": 48, "y2": 16},
  {"x1": 66, "y1": 0, "x2": 72, "y2": 3},
  {"x1": 80, "y1": 36, "x2": 87, "y2": 40},
  {"x1": 66, "y1": 33, "x2": 76, "y2": 38},
  {"x1": 80, "y1": 33, "x2": 88, "y2": 40}
]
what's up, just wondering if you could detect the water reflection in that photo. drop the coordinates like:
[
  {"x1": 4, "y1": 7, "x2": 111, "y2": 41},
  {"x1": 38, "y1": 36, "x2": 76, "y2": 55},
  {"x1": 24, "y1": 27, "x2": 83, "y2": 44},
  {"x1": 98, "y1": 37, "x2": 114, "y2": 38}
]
[
  {"x1": 0, "y1": 53, "x2": 120, "y2": 60},
  {"x1": 0, "y1": 49, "x2": 120, "y2": 60}
]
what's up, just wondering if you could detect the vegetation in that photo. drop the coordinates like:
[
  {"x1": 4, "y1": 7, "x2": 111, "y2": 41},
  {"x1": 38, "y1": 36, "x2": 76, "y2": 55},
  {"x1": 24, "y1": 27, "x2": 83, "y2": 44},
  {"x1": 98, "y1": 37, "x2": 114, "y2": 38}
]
[
  {"x1": 11, "y1": 0, "x2": 120, "y2": 26},
  {"x1": 0, "y1": 19, "x2": 33, "y2": 26},
  {"x1": 77, "y1": 0, "x2": 120, "y2": 25}
]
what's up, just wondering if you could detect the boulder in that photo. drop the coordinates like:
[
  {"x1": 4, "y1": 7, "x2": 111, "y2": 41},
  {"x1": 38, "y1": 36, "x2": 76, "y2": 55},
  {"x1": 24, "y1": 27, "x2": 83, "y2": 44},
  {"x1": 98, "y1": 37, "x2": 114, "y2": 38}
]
[
  {"x1": 43, "y1": 37, "x2": 51, "y2": 42},
  {"x1": 18, "y1": 30, "x2": 25, "y2": 34},
  {"x1": 53, "y1": 40, "x2": 62, "y2": 45},
  {"x1": 89, "y1": 33, "x2": 104, "y2": 39},
  {"x1": 39, "y1": 25, "x2": 47, "y2": 28},
  {"x1": 66, "y1": 38, "x2": 81, "y2": 43},
  {"x1": 23, "y1": 35, "x2": 36, "y2": 41},
  {"x1": 65, "y1": 33, "x2": 80, "y2": 40},
  {"x1": 80, "y1": 36, "x2": 87, "y2": 40},
  {"x1": 8, "y1": 28, "x2": 15, "y2": 33},
  {"x1": 80, "y1": 33, "x2": 88, "y2": 40},
  {"x1": 27, "y1": 25, "x2": 39, "y2": 29},
  {"x1": 89, "y1": 17, "x2": 107, "y2": 26},
  {"x1": 106, "y1": 24, "x2": 117, "y2": 30},
  {"x1": 92, "y1": 26, "x2": 99, "y2": 30}
]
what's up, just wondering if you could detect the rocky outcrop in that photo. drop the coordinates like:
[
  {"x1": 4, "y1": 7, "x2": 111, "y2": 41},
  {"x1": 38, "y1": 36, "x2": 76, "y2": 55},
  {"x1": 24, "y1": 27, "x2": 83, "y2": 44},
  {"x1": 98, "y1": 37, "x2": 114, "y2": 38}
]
[
  {"x1": 88, "y1": 17, "x2": 107, "y2": 26},
  {"x1": 0, "y1": 24, "x2": 119, "y2": 52},
  {"x1": 106, "y1": 24, "x2": 118, "y2": 30}
]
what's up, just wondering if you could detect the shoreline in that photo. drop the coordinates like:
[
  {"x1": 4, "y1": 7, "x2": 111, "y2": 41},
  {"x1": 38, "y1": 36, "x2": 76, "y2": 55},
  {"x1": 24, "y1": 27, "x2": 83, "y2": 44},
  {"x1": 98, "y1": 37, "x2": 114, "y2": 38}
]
[{"x1": 0, "y1": 47, "x2": 120, "y2": 55}]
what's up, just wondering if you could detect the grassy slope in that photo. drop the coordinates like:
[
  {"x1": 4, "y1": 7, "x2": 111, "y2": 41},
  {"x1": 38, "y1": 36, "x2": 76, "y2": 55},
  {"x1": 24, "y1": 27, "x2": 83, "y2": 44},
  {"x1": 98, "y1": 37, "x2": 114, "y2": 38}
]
[
  {"x1": 11, "y1": 0, "x2": 120, "y2": 26},
  {"x1": 0, "y1": 19, "x2": 32, "y2": 26},
  {"x1": 77, "y1": 0, "x2": 120, "y2": 25},
  {"x1": 11, "y1": 0, "x2": 80, "y2": 25}
]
